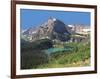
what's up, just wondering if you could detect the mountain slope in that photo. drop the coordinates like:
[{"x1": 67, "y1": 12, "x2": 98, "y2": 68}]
[{"x1": 22, "y1": 17, "x2": 71, "y2": 42}]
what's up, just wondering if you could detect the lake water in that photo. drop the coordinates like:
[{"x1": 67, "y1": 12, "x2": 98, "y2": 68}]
[{"x1": 44, "y1": 47, "x2": 73, "y2": 54}]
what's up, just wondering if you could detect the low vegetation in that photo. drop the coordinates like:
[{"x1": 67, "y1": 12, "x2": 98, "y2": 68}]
[
  {"x1": 21, "y1": 38, "x2": 90, "y2": 69},
  {"x1": 37, "y1": 42, "x2": 90, "y2": 68}
]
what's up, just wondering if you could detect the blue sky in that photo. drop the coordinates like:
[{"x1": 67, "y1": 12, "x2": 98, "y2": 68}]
[{"x1": 20, "y1": 9, "x2": 90, "y2": 30}]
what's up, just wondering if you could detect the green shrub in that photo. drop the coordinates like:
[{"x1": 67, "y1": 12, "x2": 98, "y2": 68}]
[
  {"x1": 21, "y1": 50, "x2": 49, "y2": 69},
  {"x1": 21, "y1": 39, "x2": 53, "y2": 69}
]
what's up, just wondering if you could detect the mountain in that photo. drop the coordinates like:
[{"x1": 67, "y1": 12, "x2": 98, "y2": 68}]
[{"x1": 22, "y1": 17, "x2": 71, "y2": 42}]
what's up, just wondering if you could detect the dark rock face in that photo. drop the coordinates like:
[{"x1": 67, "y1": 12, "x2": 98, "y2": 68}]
[
  {"x1": 22, "y1": 17, "x2": 71, "y2": 42},
  {"x1": 53, "y1": 19, "x2": 69, "y2": 34}
]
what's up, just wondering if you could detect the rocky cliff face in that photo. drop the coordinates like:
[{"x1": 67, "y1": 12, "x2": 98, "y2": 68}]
[{"x1": 22, "y1": 17, "x2": 71, "y2": 42}]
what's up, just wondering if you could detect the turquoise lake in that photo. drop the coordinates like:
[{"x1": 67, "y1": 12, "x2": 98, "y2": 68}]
[{"x1": 44, "y1": 47, "x2": 73, "y2": 54}]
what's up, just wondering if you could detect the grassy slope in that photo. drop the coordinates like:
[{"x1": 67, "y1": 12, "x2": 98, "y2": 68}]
[{"x1": 35, "y1": 42, "x2": 90, "y2": 69}]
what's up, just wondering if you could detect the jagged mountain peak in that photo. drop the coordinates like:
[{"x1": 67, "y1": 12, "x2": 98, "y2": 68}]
[
  {"x1": 22, "y1": 17, "x2": 70, "y2": 41},
  {"x1": 48, "y1": 17, "x2": 57, "y2": 21}
]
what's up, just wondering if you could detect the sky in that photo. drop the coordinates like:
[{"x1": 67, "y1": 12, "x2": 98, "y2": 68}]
[{"x1": 20, "y1": 9, "x2": 90, "y2": 30}]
